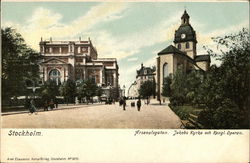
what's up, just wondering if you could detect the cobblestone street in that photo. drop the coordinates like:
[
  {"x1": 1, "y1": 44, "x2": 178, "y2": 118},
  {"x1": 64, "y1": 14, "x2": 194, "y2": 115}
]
[{"x1": 2, "y1": 100, "x2": 182, "y2": 128}]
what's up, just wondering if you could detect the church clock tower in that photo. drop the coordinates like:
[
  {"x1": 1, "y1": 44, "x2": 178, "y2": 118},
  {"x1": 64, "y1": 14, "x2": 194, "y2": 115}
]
[{"x1": 174, "y1": 10, "x2": 197, "y2": 59}]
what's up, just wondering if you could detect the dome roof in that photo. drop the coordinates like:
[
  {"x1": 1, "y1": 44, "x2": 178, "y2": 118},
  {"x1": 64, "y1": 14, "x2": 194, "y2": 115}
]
[
  {"x1": 174, "y1": 24, "x2": 197, "y2": 43},
  {"x1": 174, "y1": 10, "x2": 197, "y2": 43}
]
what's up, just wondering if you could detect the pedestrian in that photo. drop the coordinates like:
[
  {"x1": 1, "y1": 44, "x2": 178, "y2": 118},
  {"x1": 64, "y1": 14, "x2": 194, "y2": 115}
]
[
  {"x1": 123, "y1": 97, "x2": 126, "y2": 111},
  {"x1": 137, "y1": 97, "x2": 141, "y2": 111},
  {"x1": 49, "y1": 99, "x2": 54, "y2": 110},
  {"x1": 54, "y1": 98, "x2": 58, "y2": 108},
  {"x1": 44, "y1": 100, "x2": 48, "y2": 111},
  {"x1": 29, "y1": 99, "x2": 37, "y2": 114},
  {"x1": 119, "y1": 98, "x2": 123, "y2": 106},
  {"x1": 159, "y1": 98, "x2": 161, "y2": 105},
  {"x1": 25, "y1": 98, "x2": 30, "y2": 112}
]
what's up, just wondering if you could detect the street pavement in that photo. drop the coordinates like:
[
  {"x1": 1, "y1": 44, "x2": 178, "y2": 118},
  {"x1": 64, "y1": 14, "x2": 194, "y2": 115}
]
[{"x1": 1, "y1": 99, "x2": 182, "y2": 128}]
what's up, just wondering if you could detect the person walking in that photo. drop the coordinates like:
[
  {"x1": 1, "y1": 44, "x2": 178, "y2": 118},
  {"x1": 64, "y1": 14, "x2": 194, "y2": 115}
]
[
  {"x1": 137, "y1": 97, "x2": 141, "y2": 111},
  {"x1": 119, "y1": 98, "x2": 123, "y2": 106},
  {"x1": 54, "y1": 98, "x2": 58, "y2": 108},
  {"x1": 25, "y1": 98, "x2": 31, "y2": 112},
  {"x1": 122, "y1": 97, "x2": 126, "y2": 111},
  {"x1": 49, "y1": 99, "x2": 55, "y2": 110},
  {"x1": 29, "y1": 99, "x2": 37, "y2": 114},
  {"x1": 44, "y1": 100, "x2": 48, "y2": 111}
]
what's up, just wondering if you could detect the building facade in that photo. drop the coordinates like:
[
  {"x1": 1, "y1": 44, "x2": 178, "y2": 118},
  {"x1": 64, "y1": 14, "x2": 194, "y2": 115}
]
[
  {"x1": 39, "y1": 37, "x2": 119, "y2": 97},
  {"x1": 156, "y1": 10, "x2": 210, "y2": 101},
  {"x1": 128, "y1": 63, "x2": 156, "y2": 98}
]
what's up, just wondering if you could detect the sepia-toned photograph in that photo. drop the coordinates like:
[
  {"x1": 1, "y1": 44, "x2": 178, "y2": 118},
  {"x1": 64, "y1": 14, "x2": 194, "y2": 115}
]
[{"x1": 1, "y1": 1, "x2": 249, "y2": 130}]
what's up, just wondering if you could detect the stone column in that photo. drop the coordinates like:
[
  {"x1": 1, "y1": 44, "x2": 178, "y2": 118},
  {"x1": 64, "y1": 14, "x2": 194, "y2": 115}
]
[
  {"x1": 113, "y1": 71, "x2": 116, "y2": 87},
  {"x1": 71, "y1": 44, "x2": 74, "y2": 53},
  {"x1": 62, "y1": 67, "x2": 65, "y2": 82},
  {"x1": 44, "y1": 67, "x2": 48, "y2": 81},
  {"x1": 68, "y1": 44, "x2": 71, "y2": 53},
  {"x1": 66, "y1": 67, "x2": 69, "y2": 81},
  {"x1": 99, "y1": 68, "x2": 102, "y2": 84}
]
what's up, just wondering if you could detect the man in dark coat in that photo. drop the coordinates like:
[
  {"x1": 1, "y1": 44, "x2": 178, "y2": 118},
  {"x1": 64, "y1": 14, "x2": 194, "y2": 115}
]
[
  {"x1": 44, "y1": 100, "x2": 48, "y2": 111},
  {"x1": 49, "y1": 99, "x2": 54, "y2": 110},
  {"x1": 54, "y1": 98, "x2": 58, "y2": 108},
  {"x1": 30, "y1": 99, "x2": 37, "y2": 114},
  {"x1": 122, "y1": 97, "x2": 126, "y2": 111},
  {"x1": 119, "y1": 98, "x2": 123, "y2": 106},
  {"x1": 137, "y1": 97, "x2": 141, "y2": 111}
]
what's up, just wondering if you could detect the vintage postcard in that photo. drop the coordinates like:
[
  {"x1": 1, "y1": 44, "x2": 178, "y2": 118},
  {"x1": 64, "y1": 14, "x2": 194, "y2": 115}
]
[{"x1": 1, "y1": 0, "x2": 249, "y2": 162}]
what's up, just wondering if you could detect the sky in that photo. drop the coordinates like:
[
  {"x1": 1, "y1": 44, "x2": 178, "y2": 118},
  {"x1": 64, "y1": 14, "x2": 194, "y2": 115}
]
[{"x1": 2, "y1": 1, "x2": 249, "y2": 92}]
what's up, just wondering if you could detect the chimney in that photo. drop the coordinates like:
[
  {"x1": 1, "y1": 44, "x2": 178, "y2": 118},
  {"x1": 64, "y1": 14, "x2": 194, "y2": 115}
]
[{"x1": 50, "y1": 37, "x2": 52, "y2": 42}]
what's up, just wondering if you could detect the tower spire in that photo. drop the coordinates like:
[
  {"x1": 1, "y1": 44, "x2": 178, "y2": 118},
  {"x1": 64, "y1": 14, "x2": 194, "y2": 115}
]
[{"x1": 181, "y1": 9, "x2": 190, "y2": 25}]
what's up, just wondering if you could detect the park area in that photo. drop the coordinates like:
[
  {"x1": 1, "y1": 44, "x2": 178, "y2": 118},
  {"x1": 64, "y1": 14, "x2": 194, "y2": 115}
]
[{"x1": 1, "y1": 99, "x2": 182, "y2": 129}]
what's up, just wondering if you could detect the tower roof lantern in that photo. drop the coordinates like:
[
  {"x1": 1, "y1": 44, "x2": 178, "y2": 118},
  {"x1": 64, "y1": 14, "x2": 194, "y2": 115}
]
[{"x1": 181, "y1": 10, "x2": 190, "y2": 19}]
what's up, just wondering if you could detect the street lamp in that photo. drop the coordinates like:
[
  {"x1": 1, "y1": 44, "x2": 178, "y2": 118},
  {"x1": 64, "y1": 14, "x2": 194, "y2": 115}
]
[{"x1": 26, "y1": 79, "x2": 41, "y2": 99}]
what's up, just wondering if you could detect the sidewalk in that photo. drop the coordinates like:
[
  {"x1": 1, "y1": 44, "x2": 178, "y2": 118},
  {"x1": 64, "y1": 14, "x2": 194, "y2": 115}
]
[{"x1": 1, "y1": 103, "x2": 104, "y2": 116}]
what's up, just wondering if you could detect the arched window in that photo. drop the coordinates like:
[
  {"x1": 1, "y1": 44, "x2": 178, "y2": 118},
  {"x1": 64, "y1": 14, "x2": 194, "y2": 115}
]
[
  {"x1": 178, "y1": 43, "x2": 181, "y2": 49},
  {"x1": 186, "y1": 42, "x2": 190, "y2": 49},
  {"x1": 49, "y1": 69, "x2": 61, "y2": 85},
  {"x1": 163, "y1": 63, "x2": 169, "y2": 81}
]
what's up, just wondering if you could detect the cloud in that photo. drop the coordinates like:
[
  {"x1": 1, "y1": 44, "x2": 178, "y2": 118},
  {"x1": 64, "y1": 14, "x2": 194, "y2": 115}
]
[
  {"x1": 26, "y1": 8, "x2": 62, "y2": 30},
  {"x1": 127, "y1": 57, "x2": 138, "y2": 61},
  {"x1": 197, "y1": 20, "x2": 249, "y2": 47},
  {"x1": 3, "y1": 3, "x2": 181, "y2": 61},
  {"x1": 2, "y1": 2, "x2": 128, "y2": 50},
  {"x1": 143, "y1": 57, "x2": 157, "y2": 67},
  {"x1": 196, "y1": 20, "x2": 248, "y2": 65},
  {"x1": 91, "y1": 11, "x2": 182, "y2": 60}
]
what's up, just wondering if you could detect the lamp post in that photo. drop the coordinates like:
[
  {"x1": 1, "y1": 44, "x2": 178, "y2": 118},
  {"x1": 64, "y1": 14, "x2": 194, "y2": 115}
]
[
  {"x1": 26, "y1": 80, "x2": 41, "y2": 99},
  {"x1": 26, "y1": 79, "x2": 41, "y2": 113}
]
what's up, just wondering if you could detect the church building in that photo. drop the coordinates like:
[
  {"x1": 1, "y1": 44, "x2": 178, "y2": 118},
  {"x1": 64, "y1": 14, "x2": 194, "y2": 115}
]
[
  {"x1": 39, "y1": 37, "x2": 119, "y2": 97},
  {"x1": 156, "y1": 10, "x2": 210, "y2": 101}
]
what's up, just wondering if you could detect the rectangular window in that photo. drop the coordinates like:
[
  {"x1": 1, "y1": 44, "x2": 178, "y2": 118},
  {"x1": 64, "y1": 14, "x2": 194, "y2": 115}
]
[
  {"x1": 76, "y1": 58, "x2": 83, "y2": 62},
  {"x1": 53, "y1": 47, "x2": 60, "y2": 54},
  {"x1": 61, "y1": 47, "x2": 68, "y2": 54}
]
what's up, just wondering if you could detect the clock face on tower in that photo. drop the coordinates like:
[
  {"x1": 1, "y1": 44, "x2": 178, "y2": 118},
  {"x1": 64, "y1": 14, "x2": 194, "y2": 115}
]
[{"x1": 181, "y1": 33, "x2": 186, "y2": 39}]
